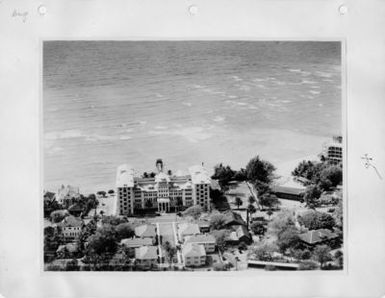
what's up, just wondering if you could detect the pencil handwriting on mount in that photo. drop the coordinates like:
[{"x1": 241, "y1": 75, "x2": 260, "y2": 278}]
[{"x1": 12, "y1": 9, "x2": 28, "y2": 23}]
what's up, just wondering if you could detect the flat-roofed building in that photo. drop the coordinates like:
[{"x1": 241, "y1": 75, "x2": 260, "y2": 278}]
[
  {"x1": 184, "y1": 234, "x2": 216, "y2": 253},
  {"x1": 182, "y1": 243, "x2": 206, "y2": 267},
  {"x1": 115, "y1": 160, "x2": 211, "y2": 215},
  {"x1": 178, "y1": 223, "x2": 200, "y2": 241},
  {"x1": 120, "y1": 238, "x2": 154, "y2": 257},
  {"x1": 322, "y1": 136, "x2": 343, "y2": 165},
  {"x1": 135, "y1": 224, "x2": 157, "y2": 239},
  {"x1": 135, "y1": 246, "x2": 158, "y2": 269}
]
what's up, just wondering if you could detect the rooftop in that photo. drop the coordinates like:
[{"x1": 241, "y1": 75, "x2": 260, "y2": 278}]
[
  {"x1": 120, "y1": 238, "x2": 153, "y2": 248},
  {"x1": 298, "y1": 229, "x2": 338, "y2": 245},
  {"x1": 135, "y1": 224, "x2": 156, "y2": 238},
  {"x1": 182, "y1": 243, "x2": 206, "y2": 258},
  {"x1": 178, "y1": 223, "x2": 200, "y2": 236},
  {"x1": 222, "y1": 210, "x2": 247, "y2": 227},
  {"x1": 184, "y1": 234, "x2": 216, "y2": 244},
  {"x1": 271, "y1": 184, "x2": 305, "y2": 196},
  {"x1": 135, "y1": 246, "x2": 158, "y2": 260},
  {"x1": 58, "y1": 215, "x2": 83, "y2": 228}
]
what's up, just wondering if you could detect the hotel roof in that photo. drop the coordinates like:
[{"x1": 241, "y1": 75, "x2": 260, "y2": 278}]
[
  {"x1": 135, "y1": 246, "x2": 158, "y2": 260},
  {"x1": 188, "y1": 165, "x2": 211, "y2": 184},
  {"x1": 182, "y1": 243, "x2": 206, "y2": 258},
  {"x1": 135, "y1": 224, "x2": 156, "y2": 238},
  {"x1": 116, "y1": 164, "x2": 135, "y2": 188}
]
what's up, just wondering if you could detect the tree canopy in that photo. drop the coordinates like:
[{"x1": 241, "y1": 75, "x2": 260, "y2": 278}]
[
  {"x1": 292, "y1": 160, "x2": 342, "y2": 191},
  {"x1": 245, "y1": 156, "x2": 276, "y2": 184},
  {"x1": 248, "y1": 242, "x2": 279, "y2": 261},
  {"x1": 297, "y1": 210, "x2": 336, "y2": 230},
  {"x1": 259, "y1": 193, "x2": 280, "y2": 210},
  {"x1": 50, "y1": 209, "x2": 69, "y2": 223},
  {"x1": 303, "y1": 185, "x2": 322, "y2": 209},
  {"x1": 183, "y1": 205, "x2": 203, "y2": 220},
  {"x1": 250, "y1": 221, "x2": 267, "y2": 237},
  {"x1": 209, "y1": 213, "x2": 228, "y2": 230},
  {"x1": 312, "y1": 245, "x2": 332, "y2": 268},
  {"x1": 115, "y1": 223, "x2": 135, "y2": 240},
  {"x1": 211, "y1": 164, "x2": 236, "y2": 188}
]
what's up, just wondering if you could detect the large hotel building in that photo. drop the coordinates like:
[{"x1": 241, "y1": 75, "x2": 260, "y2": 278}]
[{"x1": 116, "y1": 159, "x2": 211, "y2": 215}]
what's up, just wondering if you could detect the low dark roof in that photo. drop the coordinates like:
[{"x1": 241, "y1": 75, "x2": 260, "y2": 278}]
[
  {"x1": 58, "y1": 215, "x2": 83, "y2": 228},
  {"x1": 272, "y1": 185, "x2": 305, "y2": 196},
  {"x1": 222, "y1": 210, "x2": 247, "y2": 227},
  {"x1": 298, "y1": 229, "x2": 338, "y2": 245}
]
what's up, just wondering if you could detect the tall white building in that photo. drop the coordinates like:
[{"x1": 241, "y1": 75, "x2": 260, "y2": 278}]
[
  {"x1": 322, "y1": 136, "x2": 343, "y2": 165},
  {"x1": 116, "y1": 160, "x2": 211, "y2": 215}
]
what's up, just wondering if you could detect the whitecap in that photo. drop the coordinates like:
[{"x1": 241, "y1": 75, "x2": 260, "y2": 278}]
[
  {"x1": 45, "y1": 129, "x2": 82, "y2": 140},
  {"x1": 154, "y1": 125, "x2": 167, "y2": 130},
  {"x1": 301, "y1": 80, "x2": 317, "y2": 85},
  {"x1": 213, "y1": 116, "x2": 225, "y2": 122},
  {"x1": 309, "y1": 90, "x2": 321, "y2": 95},
  {"x1": 315, "y1": 71, "x2": 333, "y2": 78}
]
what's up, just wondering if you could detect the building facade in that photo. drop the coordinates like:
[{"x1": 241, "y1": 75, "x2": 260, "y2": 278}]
[
  {"x1": 116, "y1": 160, "x2": 211, "y2": 215},
  {"x1": 322, "y1": 136, "x2": 343, "y2": 165}
]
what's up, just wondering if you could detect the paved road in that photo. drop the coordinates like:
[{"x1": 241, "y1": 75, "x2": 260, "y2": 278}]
[{"x1": 246, "y1": 182, "x2": 260, "y2": 210}]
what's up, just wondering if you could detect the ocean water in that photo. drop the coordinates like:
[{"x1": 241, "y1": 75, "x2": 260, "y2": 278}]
[{"x1": 43, "y1": 41, "x2": 341, "y2": 194}]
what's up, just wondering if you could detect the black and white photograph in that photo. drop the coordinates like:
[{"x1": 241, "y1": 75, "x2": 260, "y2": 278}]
[{"x1": 43, "y1": 41, "x2": 343, "y2": 272}]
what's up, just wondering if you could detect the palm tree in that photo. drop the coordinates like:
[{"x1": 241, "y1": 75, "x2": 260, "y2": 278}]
[{"x1": 246, "y1": 204, "x2": 257, "y2": 229}]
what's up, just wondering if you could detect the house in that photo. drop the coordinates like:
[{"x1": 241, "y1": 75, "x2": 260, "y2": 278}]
[
  {"x1": 135, "y1": 246, "x2": 158, "y2": 269},
  {"x1": 184, "y1": 234, "x2": 216, "y2": 253},
  {"x1": 182, "y1": 243, "x2": 206, "y2": 267},
  {"x1": 197, "y1": 220, "x2": 211, "y2": 233},
  {"x1": 121, "y1": 238, "x2": 153, "y2": 257},
  {"x1": 135, "y1": 224, "x2": 157, "y2": 239},
  {"x1": 222, "y1": 210, "x2": 247, "y2": 227},
  {"x1": 234, "y1": 225, "x2": 251, "y2": 244},
  {"x1": 225, "y1": 225, "x2": 251, "y2": 245},
  {"x1": 178, "y1": 223, "x2": 200, "y2": 240},
  {"x1": 58, "y1": 215, "x2": 83, "y2": 241},
  {"x1": 298, "y1": 229, "x2": 339, "y2": 247}
]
